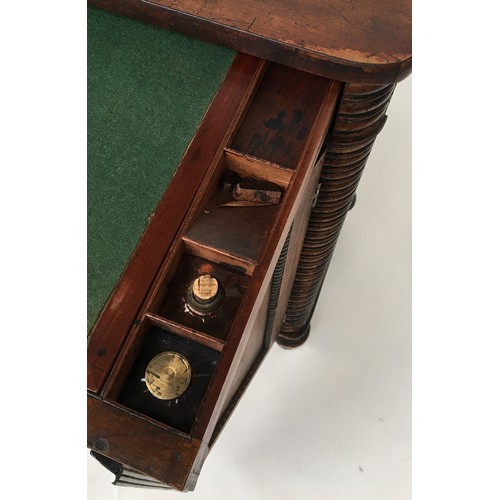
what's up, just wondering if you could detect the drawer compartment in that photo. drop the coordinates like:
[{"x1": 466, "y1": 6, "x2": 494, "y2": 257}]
[{"x1": 117, "y1": 327, "x2": 219, "y2": 434}]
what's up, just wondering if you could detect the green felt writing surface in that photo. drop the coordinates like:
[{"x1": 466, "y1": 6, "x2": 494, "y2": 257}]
[{"x1": 87, "y1": 8, "x2": 235, "y2": 332}]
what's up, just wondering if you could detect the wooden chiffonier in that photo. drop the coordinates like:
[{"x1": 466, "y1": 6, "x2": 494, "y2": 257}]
[{"x1": 87, "y1": 0, "x2": 411, "y2": 492}]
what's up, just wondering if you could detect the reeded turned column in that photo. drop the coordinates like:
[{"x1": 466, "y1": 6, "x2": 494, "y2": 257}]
[{"x1": 278, "y1": 82, "x2": 396, "y2": 348}]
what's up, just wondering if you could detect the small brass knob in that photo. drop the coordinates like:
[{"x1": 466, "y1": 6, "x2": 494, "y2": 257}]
[{"x1": 187, "y1": 274, "x2": 222, "y2": 312}]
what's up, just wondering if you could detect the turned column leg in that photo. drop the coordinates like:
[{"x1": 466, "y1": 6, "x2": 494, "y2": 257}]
[{"x1": 277, "y1": 82, "x2": 396, "y2": 348}]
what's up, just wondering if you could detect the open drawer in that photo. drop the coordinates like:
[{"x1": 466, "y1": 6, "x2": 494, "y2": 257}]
[{"x1": 88, "y1": 49, "x2": 342, "y2": 490}]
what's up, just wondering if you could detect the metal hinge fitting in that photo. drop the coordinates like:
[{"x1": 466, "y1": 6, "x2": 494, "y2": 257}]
[{"x1": 312, "y1": 183, "x2": 321, "y2": 208}]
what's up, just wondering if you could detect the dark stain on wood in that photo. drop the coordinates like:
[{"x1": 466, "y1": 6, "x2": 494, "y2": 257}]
[
  {"x1": 233, "y1": 178, "x2": 282, "y2": 205},
  {"x1": 232, "y1": 64, "x2": 331, "y2": 168}
]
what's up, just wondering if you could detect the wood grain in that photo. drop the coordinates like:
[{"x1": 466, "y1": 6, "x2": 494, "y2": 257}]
[
  {"x1": 89, "y1": 0, "x2": 411, "y2": 84},
  {"x1": 278, "y1": 82, "x2": 395, "y2": 347},
  {"x1": 268, "y1": 153, "x2": 325, "y2": 346},
  {"x1": 224, "y1": 149, "x2": 293, "y2": 190},
  {"x1": 193, "y1": 80, "x2": 343, "y2": 444},
  {"x1": 88, "y1": 61, "x2": 343, "y2": 491},
  {"x1": 88, "y1": 394, "x2": 202, "y2": 490},
  {"x1": 145, "y1": 313, "x2": 226, "y2": 352},
  {"x1": 87, "y1": 54, "x2": 265, "y2": 393},
  {"x1": 232, "y1": 63, "x2": 333, "y2": 168}
]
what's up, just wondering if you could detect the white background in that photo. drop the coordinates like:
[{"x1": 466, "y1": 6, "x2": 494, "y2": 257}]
[{"x1": 87, "y1": 77, "x2": 412, "y2": 500}]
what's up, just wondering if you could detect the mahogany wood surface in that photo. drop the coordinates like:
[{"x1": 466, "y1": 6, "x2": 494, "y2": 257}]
[
  {"x1": 145, "y1": 313, "x2": 226, "y2": 353},
  {"x1": 88, "y1": 0, "x2": 411, "y2": 84},
  {"x1": 269, "y1": 153, "x2": 324, "y2": 346},
  {"x1": 87, "y1": 54, "x2": 265, "y2": 393},
  {"x1": 88, "y1": 394, "x2": 202, "y2": 490},
  {"x1": 208, "y1": 154, "x2": 325, "y2": 446},
  {"x1": 224, "y1": 149, "x2": 293, "y2": 189},
  {"x1": 278, "y1": 82, "x2": 396, "y2": 347},
  {"x1": 89, "y1": 60, "x2": 342, "y2": 490},
  {"x1": 88, "y1": 0, "x2": 411, "y2": 490},
  {"x1": 183, "y1": 189, "x2": 281, "y2": 266},
  {"x1": 193, "y1": 80, "x2": 342, "y2": 446},
  {"x1": 218, "y1": 284, "x2": 271, "y2": 423},
  {"x1": 232, "y1": 63, "x2": 333, "y2": 167}
]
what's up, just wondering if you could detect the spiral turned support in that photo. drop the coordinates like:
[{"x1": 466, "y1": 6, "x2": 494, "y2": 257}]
[{"x1": 277, "y1": 82, "x2": 396, "y2": 348}]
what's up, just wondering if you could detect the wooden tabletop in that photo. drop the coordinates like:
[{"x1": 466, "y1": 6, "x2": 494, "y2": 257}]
[{"x1": 91, "y1": 0, "x2": 411, "y2": 84}]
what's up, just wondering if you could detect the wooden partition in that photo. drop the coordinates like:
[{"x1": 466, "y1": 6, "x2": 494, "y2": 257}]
[{"x1": 88, "y1": 54, "x2": 342, "y2": 490}]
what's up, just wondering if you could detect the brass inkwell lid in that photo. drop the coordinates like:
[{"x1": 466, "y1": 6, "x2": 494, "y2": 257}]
[{"x1": 145, "y1": 351, "x2": 192, "y2": 400}]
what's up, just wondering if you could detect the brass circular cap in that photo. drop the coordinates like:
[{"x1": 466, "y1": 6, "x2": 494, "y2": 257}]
[
  {"x1": 192, "y1": 274, "x2": 219, "y2": 303},
  {"x1": 145, "y1": 351, "x2": 191, "y2": 400}
]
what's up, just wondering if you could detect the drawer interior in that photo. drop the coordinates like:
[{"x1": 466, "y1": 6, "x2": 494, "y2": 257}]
[{"x1": 93, "y1": 61, "x2": 337, "y2": 458}]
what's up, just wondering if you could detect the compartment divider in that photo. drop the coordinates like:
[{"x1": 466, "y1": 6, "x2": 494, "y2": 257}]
[
  {"x1": 145, "y1": 313, "x2": 225, "y2": 353},
  {"x1": 182, "y1": 237, "x2": 256, "y2": 276},
  {"x1": 223, "y1": 148, "x2": 293, "y2": 189}
]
